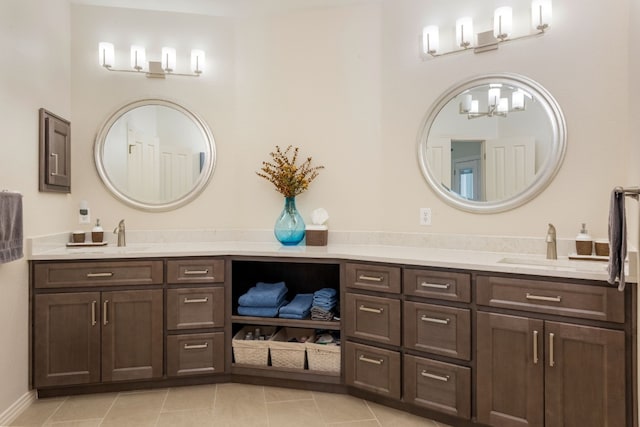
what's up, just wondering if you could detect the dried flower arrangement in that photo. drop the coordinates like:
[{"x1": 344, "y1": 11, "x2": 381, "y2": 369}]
[{"x1": 256, "y1": 145, "x2": 324, "y2": 198}]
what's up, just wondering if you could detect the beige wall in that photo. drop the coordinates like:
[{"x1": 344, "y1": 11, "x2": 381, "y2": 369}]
[
  {"x1": 0, "y1": 0, "x2": 637, "y2": 416},
  {"x1": 0, "y1": 0, "x2": 71, "y2": 414},
  {"x1": 70, "y1": 0, "x2": 634, "y2": 241}
]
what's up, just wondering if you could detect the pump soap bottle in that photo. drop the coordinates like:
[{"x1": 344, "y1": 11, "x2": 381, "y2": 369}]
[
  {"x1": 92, "y1": 219, "x2": 104, "y2": 243},
  {"x1": 575, "y1": 223, "x2": 593, "y2": 256}
]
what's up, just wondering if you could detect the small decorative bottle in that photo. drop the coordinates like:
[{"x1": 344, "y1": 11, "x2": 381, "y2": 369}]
[
  {"x1": 575, "y1": 223, "x2": 593, "y2": 256},
  {"x1": 92, "y1": 219, "x2": 104, "y2": 243}
]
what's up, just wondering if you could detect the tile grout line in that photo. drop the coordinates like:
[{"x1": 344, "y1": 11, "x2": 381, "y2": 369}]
[
  {"x1": 38, "y1": 397, "x2": 68, "y2": 427},
  {"x1": 152, "y1": 389, "x2": 170, "y2": 427},
  {"x1": 97, "y1": 391, "x2": 122, "y2": 427},
  {"x1": 362, "y1": 400, "x2": 383, "y2": 427}
]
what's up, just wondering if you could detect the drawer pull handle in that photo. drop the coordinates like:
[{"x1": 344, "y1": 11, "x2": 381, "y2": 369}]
[
  {"x1": 421, "y1": 371, "x2": 450, "y2": 382},
  {"x1": 91, "y1": 301, "x2": 97, "y2": 326},
  {"x1": 359, "y1": 355, "x2": 384, "y2": 365},
  {"x1": 358, "y1": 274, "x2": 384, "y2": 282},
  {"x1": 184, "y1": 342, "x2": 208, "y2": 350},
  {"x1": 420, "y1": 282, "x2": 450, "y2": 290},
  {"x1": 103, "y1": 300, "x2": 109, "y2": 325},
  {"x1": 50, "y1": 153, "x2": 59, "y2": 176},
  {"x1": 184, "y1": 297, "x2": 209, "y2": 304},
  {"x1": 184, "y1": 269, "x2": 209, "y2": 276},
  {"x1": 87, "y1": 272, "x2": 114, "y2": 278},
  {"x1": 533, "y1": 330, "x2": 539, "y2": 364},
  {"x1": 526, "y1": 293, "x2": 562, "y2": 303},
  {"x1": 421, "y1": 315, "x2": 450, "y2": 325},
  {"x1": 359, "y1": 305, "x2": 384, "y2": 314},
  {"x1": 549, "y1": 332, "x2": 555, "y2": 367}
]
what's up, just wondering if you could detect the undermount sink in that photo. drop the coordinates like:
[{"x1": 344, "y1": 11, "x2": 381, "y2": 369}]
[{"x1": 498, "y1": 256, "x2": 609, "y2": 273}]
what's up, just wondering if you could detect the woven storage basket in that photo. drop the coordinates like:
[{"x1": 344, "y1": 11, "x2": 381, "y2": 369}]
[
  {"x1": 269, "y1": 328, "x2": 315, "y2": 369},
  {"x1": 232, "y1": 325, "x2": 278, "y2": 366},
  {"x1": 305, "y1": 342, "x2": 341, "y2": 374}
]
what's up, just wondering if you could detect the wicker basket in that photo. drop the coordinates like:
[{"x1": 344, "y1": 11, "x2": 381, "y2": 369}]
[
  {"x1": 269, "y1": 328, "x2": 315, "y2": 369},
  {"x1": 232, "y1": 325, "x2": 278, "y2": 366},
  {"x1": 305, "y1": 342, "x2": 341, "y2": 374}
]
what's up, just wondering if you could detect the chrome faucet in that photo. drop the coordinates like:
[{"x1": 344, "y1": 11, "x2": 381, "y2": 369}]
[
  {"x1": 113, "y1": 219, "x2": 126, "y2": 247},
  {"x1": 546, "y1": 223, "x2": 557, "y2": 260}
]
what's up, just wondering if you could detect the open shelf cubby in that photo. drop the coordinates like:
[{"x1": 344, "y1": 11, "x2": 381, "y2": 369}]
[{"x1": 230, "y1": 258, "x2": 340, "y2": 327}]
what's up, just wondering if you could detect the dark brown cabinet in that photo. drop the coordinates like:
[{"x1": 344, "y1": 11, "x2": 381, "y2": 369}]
[
  {"x1": 101, "y1": 290, "x2": 163, "y2": 382},
  {"x1": 476, "y1": 311, "x2": 626, "y2": 427},
  {"x1": 345, "y1": 341, "x2": 401, "y2": 399},
  {"x1": 34, "y1": 289, "x2": 163, "y2": 387},
  {"x1": 34, "y1": 292, "x2": 101, "y2": 387},
  {"x1": 167, "y1": 258, "x2": 227, "y2": 378},
  {"x1": 39, "y1": 108, "x2": 71, "y2": 193}
]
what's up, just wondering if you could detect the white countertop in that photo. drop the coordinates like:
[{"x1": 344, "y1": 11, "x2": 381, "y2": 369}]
[{"x1": 27, "y1": 231, "x2": 630, "y2": 282}]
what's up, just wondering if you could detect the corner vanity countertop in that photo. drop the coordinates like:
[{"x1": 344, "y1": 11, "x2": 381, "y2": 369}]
[{"x1": 27, "y1": 233, "x2": 628, "y2": 283}]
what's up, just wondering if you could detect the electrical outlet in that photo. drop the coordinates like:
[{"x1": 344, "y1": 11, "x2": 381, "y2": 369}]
[
  {"x1": 79, "y1": 209, "x2": 91, "y2": 224},
  {"x1": 419, "y1": 208, "x2": 432, "y2": 226}
]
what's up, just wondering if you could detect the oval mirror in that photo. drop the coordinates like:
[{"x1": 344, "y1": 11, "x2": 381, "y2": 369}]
[
  {"x1": 417, "y1": 73, "x2": 566, "y2": 213},
  {"x1": 94, "y1": 99, "x2": 216, "y2": 211}
]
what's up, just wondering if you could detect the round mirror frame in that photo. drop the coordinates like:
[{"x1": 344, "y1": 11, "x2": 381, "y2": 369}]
[
  {"x1": 94, "y1": 98, "x2": 216, "y2": 212},
  {"x1": 417, "y1": 73, "x2": 567, "y2": 214}
]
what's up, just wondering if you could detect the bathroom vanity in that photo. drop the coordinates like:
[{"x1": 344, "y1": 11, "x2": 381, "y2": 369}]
[{"x1": 28, "y1": 241, "x2": 637, "y2": 427}]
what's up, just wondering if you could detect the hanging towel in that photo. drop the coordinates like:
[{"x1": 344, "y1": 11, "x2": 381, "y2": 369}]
[
  {"x1": 608, "y1": 188, "x2": 627, "y2": 291},
  {"x1": 279, "y1": 293, "x2": 314, "y2": 318},
  {"x1": 0, "y1": 192, "x2": 23, "y2": 264},
  {"x1": 237, "y1": 300, "x2": 288, "y2": 318},
  {"x1": 238, "y1": 281, "x2": 288, "y2": 307}
]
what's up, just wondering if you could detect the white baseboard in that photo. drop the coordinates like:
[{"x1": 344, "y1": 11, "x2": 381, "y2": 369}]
[{"x1": 0, "y1": 391, "x2": 36, "y2": 426}]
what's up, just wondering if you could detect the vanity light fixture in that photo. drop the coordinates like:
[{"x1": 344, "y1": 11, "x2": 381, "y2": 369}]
[
  {"x1": 98, "y1": 42, "x2": 205, "y2": 78},
  {"x1": 459, "y1": 87, "x2": 529, "y2": 119},
  {"x1": 421, "y1": 0, "x2": 552, "y2": 59}
]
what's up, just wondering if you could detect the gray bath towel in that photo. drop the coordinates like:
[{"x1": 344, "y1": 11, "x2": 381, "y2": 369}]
[
  {"x1": 607, "y1": 188, "x2": 626, "y2": 291},
  {"x1": 0, "y1": 192, "x2": 23, "y2": 264}
]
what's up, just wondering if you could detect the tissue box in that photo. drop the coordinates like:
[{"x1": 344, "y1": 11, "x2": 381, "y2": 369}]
[{"x1": 306, "y1": 226, "x2": 327, "y2": 246}]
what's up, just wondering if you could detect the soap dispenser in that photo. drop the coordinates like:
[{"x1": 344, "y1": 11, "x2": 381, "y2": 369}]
[
  {"x1": 91, "y1": 219, "x2": 104, "y2": 243},
  {"x1": 575, "y1": 223, "x2": 593, "y2": 256}
]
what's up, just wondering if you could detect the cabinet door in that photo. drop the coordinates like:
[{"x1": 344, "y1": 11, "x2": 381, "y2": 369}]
[
  {"x1": 476, "y1": 312, "x2": 544, "y2": 427},
  {"x1": 102, "y1": 290, "x2": 163, "y2": 382},
  {"x1": 39, "y1": 109, "x2": 71, "y2": 192},
  {"x1": 34, "y1": 292, "x2": 100, "y2": 387},
  {"x1": 544, "y1": 321, "x2": 625, "y2": 427}
]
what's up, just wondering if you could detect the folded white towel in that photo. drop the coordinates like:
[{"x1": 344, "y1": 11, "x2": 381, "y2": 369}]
[{"x1": 607, "y1": 188, "x2": 626, "y2": 291}]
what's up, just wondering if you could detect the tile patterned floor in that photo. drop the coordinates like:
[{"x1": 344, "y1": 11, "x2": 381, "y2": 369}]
[{"x1": 8, "y1": 384, "x2": 453, "y2": 427}]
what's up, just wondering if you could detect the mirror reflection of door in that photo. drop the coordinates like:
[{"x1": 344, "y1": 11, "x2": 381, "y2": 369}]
[
  {"x1": 451, "y1": 140, "x2": 483, "y2": 201},
  {"x1": 426, "y1": 137, "x2": 452, "y2": 191},
  {"x1": 485, "y1": 137, "x2": 535, "y2": 200},
  {"x1": 127, "y1": 128, "x2": 160, "y2": 201}
]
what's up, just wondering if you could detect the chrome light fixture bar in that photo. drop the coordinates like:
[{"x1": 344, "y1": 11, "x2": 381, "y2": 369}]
[
  {"x1": 421, "y1": 0, "x2": 552, "y2": 59},
  {"x1": 458, "y1": 86, "x2": 529, "y2": 119},
  {"x1": 98, "y1": 42, "x2": 205, "y2": 78}
]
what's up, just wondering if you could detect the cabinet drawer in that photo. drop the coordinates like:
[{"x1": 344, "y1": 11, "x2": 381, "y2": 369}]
[
  {"x1": 345, "y1": 341, "x2": 401, "y2": 399},
  {"x1": 167, "y1": 259, "x2": 225, "y2": 284},
  {"x1": 167, "y1": 332, "x2": 225, "y2": 377},
  {"x1": 404, "y1": 355, "x2": 471, "y2": 420},
  {"x1": 477, "y1": 276, "x2": 625, "y2": 323},
  {"x1": 345, "y1": 263, "x2": 401, "y2": 294},
  {"x1": 34, "y1": 260, "x2": 163, "y2": 289},
  {"x1": 167, "y1": 287, "x2": 225, "y2": 330},
  {"x1": 403, "y1": 269, "x2": 470, "y2": 302},
  {"x1": 404, "y1": 302, "x2": 471, "y2": 360},
  {"x1": 345, "y1": 293, "x2": 401, "y2": 346}
]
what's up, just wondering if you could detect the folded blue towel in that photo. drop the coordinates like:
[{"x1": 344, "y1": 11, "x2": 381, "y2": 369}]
[
  {"x1": 279, "y1": 293, "x2": 314, "y2": 316},
  {"x1": 314, "y1": 288, "x2": 337, "y2": 298},
  {"x1": 237, "y1": 300, "x2": 287, "y2": 318},
  {"x1": 279, "y1": 312, "x2": 310, "y2": 320},
  {"x1": 238, "y1": 281, "x2": 288, "y2": 307},
  {"x1": 313, "y1": 301, "x2": 336, "y2": 311}
]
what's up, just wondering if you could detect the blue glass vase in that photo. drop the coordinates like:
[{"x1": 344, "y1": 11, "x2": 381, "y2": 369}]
[{"x1": 274, "y1": 197, "x2": 305, "y2": 245}]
